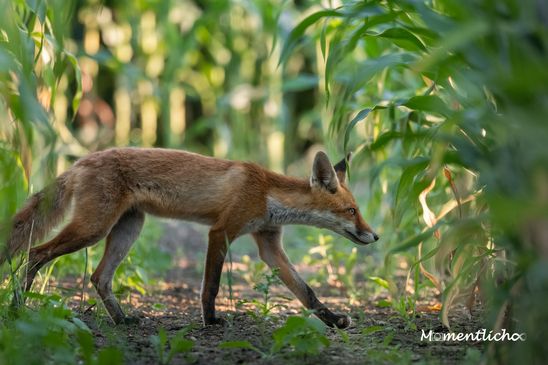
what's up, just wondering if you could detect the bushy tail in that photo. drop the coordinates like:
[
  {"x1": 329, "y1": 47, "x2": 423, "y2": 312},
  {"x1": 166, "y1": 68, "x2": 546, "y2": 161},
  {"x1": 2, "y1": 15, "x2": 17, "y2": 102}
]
[{"x1": 0, "y1": 171, "x2": 74, "y2": 266}]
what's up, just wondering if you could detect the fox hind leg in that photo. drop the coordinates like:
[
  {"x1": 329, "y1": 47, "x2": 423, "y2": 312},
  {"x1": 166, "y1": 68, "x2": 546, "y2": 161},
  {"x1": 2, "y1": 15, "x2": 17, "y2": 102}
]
[
  {"x1": 24, "y1": 192, "x2": 129, "y2": 297},
  {"x1": 91, "y1": 209, "x2": 144, "y2": 324},
  {"x1": 25, "y1": 221, "x2": 113, "y2": 292}
]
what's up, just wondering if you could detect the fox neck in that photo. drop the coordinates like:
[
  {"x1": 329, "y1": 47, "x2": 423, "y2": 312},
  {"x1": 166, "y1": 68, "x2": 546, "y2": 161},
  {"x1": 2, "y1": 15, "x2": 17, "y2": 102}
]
[
  {"x1": 264, "y1": 173, "x2": 336, "y2": 228},
  {"x1": 265, "y1": 197, "x2": 330, "y2": 227}
]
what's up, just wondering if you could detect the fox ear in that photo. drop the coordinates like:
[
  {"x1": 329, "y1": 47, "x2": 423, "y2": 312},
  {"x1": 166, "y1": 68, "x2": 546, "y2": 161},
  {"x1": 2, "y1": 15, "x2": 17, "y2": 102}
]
[
  {"x1": 311, "y1": 151, "x2": 339, "y2": 193},
  {"x1": 333, "y1": 152, "x2": 352, "y2": 184}
]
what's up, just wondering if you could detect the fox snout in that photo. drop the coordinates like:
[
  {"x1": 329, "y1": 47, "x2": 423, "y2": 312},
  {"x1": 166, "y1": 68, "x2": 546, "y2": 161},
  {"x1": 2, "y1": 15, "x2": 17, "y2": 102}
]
[
  {"x1": 343, "y1": 227, "x2": 379, "y2": 245},
  {"x1": 347, "y1": 210, "x2": 379, "y2": 245}
]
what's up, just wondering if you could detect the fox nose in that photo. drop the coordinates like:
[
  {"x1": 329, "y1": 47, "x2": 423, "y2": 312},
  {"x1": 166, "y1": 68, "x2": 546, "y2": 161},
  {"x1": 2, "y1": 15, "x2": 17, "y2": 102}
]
[{"x1": 373, "y1": 233, "x2": 379, "y2": 241}]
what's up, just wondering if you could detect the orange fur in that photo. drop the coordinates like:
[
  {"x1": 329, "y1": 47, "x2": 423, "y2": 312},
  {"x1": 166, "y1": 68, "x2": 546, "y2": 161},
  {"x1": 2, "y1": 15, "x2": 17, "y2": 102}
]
[{"x1": 2, "y1": 147, "x2": 378, "y2": 328}]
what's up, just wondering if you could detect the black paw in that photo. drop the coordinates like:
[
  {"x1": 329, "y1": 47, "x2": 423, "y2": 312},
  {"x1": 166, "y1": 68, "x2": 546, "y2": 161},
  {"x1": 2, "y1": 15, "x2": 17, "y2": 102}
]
[
  {"x1": 317, "y1": 309, "x2": 352, "y2": 329},
  {"x1": 333, "y1": 313, "x2": 352, "y2": 329}
]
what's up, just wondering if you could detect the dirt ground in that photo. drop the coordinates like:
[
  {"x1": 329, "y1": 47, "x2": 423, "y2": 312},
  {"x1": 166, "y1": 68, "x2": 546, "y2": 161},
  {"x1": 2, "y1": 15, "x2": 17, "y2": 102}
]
[{"x1": 70, "y1": 221, "x2": 485, "y2": 364}]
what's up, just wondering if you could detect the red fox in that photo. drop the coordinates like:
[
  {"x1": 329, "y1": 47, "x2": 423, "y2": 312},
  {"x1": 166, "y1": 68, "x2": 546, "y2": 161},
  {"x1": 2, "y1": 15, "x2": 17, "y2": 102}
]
[{"x1": 1, "y1": 148, "x2": 378, "y2": 328}]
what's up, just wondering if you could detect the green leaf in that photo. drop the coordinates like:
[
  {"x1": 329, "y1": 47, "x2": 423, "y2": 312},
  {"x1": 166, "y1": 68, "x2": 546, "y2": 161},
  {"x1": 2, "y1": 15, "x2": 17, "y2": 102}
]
[
  {"x1": 219, "y1": 340, "x2": 257, "y2": 350},
  {"x1": 368, "y1": 276, "x2": 390, "y2": 289},
  {"x1": 320, "y1": 22, "x2": 327, "y2": 60},
  {"x1": 0, "y1": 47, "x2": 20, "y2": 73},
  {"x1": 71, "y1": 317, "x2": 91, "y2": 333},
  {"x1": 343, "y1": 52, "x2": 418, "y2": 88},
  {"x1": 170, "y1": 338, "x2": 194, "y2": 353},
  {"x1": 96, "y1": 347, "x2": 124, "y2": 365},
  {"x1": 272, "y1": 315, "x2": 329, "y2": 355},
  {"x1": 370, "y1": 130, "x2": 403, "y2": 151},
  {"x1": 343, "y1": 108, "x2": 371, "y2": 153},
  {"x1": 376, "y1": 299, "x2": 392, "y2": 308},
  {"x1": 65, "y1": 51, "x2": 82, "y2": 117},
  {"x1": 362, "y1": 325, "x2": 384, "y2": 335},
  {"x1": 382, "y1": 332, "x2": 395, "y2": 346},
  {"x1": 76, "y1": 330, "x2": 95, "y2": 364},
  {"x1": 403, "y1": 95, "x2": 450, "y2": 116},
  {"x1": 157, "y1": 328, "x2": 167, "y2": 347},
  {"x1": 279, "y1": 9, "x2": 341, "y2": 65},
  {"x1": 282, "y1": 74, "x2": 318, "y2": 92},
  {"x1": 17, "y1": 76, "x2": 50, "y2": 128},
  {"x1": 347, "y1": 12, "x2": 402, "y2": 51},
  {"x1": 416, "y1": 20, "x2": 489, "y2": 71},
  {"x1": 394, "y1": 158, "x2": 430, "y2": 219},
  {"x1": 388, "y1": 222, "x2": 445, "y2": 254},
  {"x1": 27, "y1": 0, "x2": 47, "y2": 23},
  {"x1": 377, "y1": 28, "x2": 426, "y2": 51}
]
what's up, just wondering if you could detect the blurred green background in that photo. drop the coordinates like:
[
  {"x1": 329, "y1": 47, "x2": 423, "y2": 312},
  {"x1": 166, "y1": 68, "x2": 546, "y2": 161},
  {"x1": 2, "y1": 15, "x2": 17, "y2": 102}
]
[{"x1": 1, "y1": 0, "x2": 548, "y2": 363}]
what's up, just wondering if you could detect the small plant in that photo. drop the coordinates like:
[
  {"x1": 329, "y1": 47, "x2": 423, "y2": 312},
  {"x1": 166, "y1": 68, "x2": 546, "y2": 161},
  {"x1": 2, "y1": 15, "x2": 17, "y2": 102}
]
[
  {"x1": 271, "y1": 315, "x2": 330, "y2": 356},
  {"x1": 369, "y1": 276, "x2": 417, "y2": 329},
  {"x1": 0, "y1": 293, "x2": 123, "y2": 365},
  {"x1": 234, "y1": 268, "x2": 289, "y2": 348},
  {"x1": 391, "y1": 296, "x2": 417, "y2": 330},
  {"x1": 360, "y1": 325, "x2": 413, "y2": 363},
  {"x1": 304, "y1": 234, "x2": 358, "y2": 299},
  {"x1": 238, "y1": 255, "x2": 268, "y2": 288},
  {"x1": 150, "y1": 326, "x2": 195, "y2": 365},
  {"x1": 219, "y1": 313, "x2": 330, "y2": 359},
  {"x1": 238, "y1": 268, "x2": 288, "y2": 318},
  {"x1": 76, "y1": 330, "x2": 124, "y2": 365}
]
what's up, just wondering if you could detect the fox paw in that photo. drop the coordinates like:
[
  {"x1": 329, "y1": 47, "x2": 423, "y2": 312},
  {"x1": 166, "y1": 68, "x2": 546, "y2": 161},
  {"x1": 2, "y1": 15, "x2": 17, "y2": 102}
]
[
  {"x1": 204, "y1": 317, "x2": 227, "y2": 327},
  {"x1": 333, "y1": 313, "x2": 352, "y2": 329}
]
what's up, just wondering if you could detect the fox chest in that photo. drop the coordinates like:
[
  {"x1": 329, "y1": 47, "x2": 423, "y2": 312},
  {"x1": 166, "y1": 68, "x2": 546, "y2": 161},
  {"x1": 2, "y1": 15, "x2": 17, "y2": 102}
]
[
  {"x1": 237, "y1": 197, "x2": 324, "y2": 236},
  {"x1": 237, "y1": 198, "x2": 284, "y2": 236}
]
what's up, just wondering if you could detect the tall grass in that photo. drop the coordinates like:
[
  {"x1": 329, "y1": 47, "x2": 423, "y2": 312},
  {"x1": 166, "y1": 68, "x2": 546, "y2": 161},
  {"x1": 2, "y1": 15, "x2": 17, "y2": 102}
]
[{"x1": 279, "y1": 0, "x2": 548, "y2": 362}]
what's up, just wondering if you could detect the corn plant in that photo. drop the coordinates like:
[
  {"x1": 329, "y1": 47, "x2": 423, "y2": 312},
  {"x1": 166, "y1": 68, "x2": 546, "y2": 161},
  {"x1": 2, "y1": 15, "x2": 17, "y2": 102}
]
[
  {"x1": 220, "y1": 313, "x2": 330, "y2": 359},
  {"x1": 280, "y1": 0, "x2": 548, "y2": 362}
]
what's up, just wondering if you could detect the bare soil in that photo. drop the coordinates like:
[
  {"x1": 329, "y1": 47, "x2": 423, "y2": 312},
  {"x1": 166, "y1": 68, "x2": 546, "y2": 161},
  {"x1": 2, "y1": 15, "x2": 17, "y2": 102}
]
[{"x1": 68, "y1": 221, "x2": 485, "y2": 364}]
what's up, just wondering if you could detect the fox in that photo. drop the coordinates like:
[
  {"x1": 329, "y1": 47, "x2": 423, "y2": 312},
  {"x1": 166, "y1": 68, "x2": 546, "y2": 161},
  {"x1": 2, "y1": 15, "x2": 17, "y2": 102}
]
[{"x1": 1, "y1": 147, "x2": 379, "y2": 328}]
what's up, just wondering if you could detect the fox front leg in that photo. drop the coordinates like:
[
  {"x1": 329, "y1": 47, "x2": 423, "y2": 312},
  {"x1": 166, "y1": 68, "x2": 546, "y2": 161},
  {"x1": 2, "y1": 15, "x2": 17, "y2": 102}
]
[
  {"x1": 253, "y1": 228, "x2": 351, "y2": 329},
  {"x1": 201, "y1": 228, "x2": 231, "y2": 326}
]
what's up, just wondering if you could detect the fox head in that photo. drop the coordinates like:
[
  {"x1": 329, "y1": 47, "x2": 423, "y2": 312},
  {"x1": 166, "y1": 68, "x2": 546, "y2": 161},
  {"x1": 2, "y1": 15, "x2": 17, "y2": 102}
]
[{"x1": 308, "y1": 151, "x2": 379, "y2": 245}]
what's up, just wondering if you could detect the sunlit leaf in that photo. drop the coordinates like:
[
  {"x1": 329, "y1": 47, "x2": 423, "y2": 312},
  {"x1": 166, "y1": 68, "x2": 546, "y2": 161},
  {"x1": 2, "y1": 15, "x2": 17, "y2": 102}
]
[{"x1": 368, "y1": 276, "x2": 390, "y2": 289}]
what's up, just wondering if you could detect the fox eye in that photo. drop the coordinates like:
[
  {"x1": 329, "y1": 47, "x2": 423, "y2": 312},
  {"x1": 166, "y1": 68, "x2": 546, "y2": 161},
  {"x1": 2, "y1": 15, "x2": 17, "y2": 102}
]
[{"x1": 347, "y1": 208, "x2": 356, "y2": 216}]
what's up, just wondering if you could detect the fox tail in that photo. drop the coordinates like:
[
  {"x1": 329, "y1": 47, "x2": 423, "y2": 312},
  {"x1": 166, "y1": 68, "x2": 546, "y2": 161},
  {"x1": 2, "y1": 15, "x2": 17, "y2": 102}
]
[{"x1": 0, "y1": 171, "x2": 74, "y2": 266}]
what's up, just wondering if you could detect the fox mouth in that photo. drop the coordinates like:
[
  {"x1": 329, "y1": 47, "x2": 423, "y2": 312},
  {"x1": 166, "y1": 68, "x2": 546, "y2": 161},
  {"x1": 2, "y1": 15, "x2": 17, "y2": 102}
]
[{"x1": 344, "y1": 229, "x2": 372, "y2": 245}]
